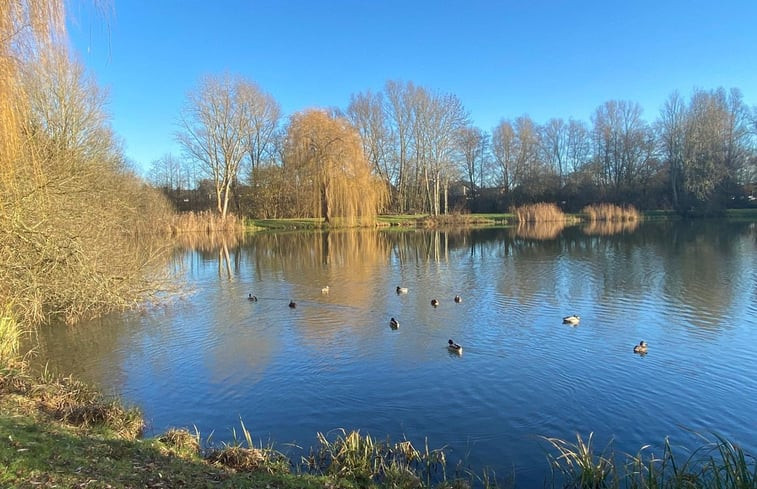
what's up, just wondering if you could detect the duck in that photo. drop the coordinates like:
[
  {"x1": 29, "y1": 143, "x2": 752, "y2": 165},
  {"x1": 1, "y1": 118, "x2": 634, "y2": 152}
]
[
  {"x1": 562, "y1": 314, "x2": 580, "y2": 325},
  {"x1": 396, "y1": 286, "x2": 409, "y2": 294},
  {"x1": 247, "y1": 294, "x2": 258, "y2": 302},
  {"x1": 633, "y1": 341, "x2": 648, "y2": 354},
  {"x1": 447, "y1": 339, "x2": 463, "y2": 354},
  {"x1": 321, "y1": 285, "x2": 330, "y2": 294},
  {"x1": 288, "y1": 300, "x2": 296, "y2": 308},
  {"x1": 431, "y1": 299, "x2": 439, "y2": 307},
  {"x1": 389, "y1": 317, "x2": 400, "y2": 329},
  {"x1": 454, "y1": 295, "x2": 462, "y2": 303}
]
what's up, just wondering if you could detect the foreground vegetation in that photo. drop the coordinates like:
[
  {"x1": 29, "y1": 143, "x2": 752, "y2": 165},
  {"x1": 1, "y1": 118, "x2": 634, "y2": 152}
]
[{"x1": 2, "y1": 342, "x2": 755, "y2": 488}]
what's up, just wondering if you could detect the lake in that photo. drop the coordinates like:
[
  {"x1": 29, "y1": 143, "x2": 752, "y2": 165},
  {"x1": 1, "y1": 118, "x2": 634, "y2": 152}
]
[{"x1": 32, "y1": 219, "x2": 757, "y2": 486}]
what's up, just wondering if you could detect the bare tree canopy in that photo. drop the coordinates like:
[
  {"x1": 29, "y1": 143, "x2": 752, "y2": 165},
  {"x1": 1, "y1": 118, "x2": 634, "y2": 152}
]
[{"x1": 177, "y1": 74, "x2": 279, "y2": 219}]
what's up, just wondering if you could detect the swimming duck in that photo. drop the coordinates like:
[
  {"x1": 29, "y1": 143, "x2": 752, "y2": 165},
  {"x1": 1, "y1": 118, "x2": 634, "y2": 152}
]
[
  {"x1": 389, "y1": 317, "x2": 400, "y2": 329},
  {"x1": 448, "y1": 339, "x2": 463, "y2": 354},
  {"x1": 288, "y1": 300, "x2": 296, "y2": 308},
  {"x1": 321, "y1": 285, "x2": 330, "y2": 294},
  {"x1": 247, "y1": 294, "x2": 258, "y2": 302},
  {"x1": 454, "y1": 295, "x2": 462, "y2": 303},
  {"x1": 562, "y1": 314, "x2": 580, "y2": 325},
  {"x1": 633, "y1": 341, "x2": 648, "y2": 354},
  {"x1": 396, "y1": 286, "x2": 409, "y2": 294},
  {"x1": 431, "y1": 299, "x2": 439, "y2": 307}
]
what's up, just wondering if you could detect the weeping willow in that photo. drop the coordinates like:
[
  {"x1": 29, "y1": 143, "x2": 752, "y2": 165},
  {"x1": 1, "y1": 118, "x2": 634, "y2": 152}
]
[
  {"x1": 284, "y1": 109, "x2": 387, "y2": 226},
  {"x1": 1, "y1": 1, "x2": 65, "y2": 187}
]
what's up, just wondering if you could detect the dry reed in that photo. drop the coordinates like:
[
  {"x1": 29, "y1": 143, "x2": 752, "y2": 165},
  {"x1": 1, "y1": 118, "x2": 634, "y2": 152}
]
[
  {"x1": 167, "y1": 211, "x2": 246, "y2": 234},
  {"x1": 513, "y1": 202, "x2": 569, "y2": 222},
  {"x1": 582, "y1": 203, "x2": 641, "y2": 222}
]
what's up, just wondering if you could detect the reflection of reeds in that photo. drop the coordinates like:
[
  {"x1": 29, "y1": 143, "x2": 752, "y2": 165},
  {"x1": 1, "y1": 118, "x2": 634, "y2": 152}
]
[
  {"x1": 582, "y1": 203, "x2": 641, "y2": 222},
  {"x1": 172, "y1": 230, "x2": 244, "y2": 253},
  {"x1": 513, "y1": 202, "x2": 569, "y2": 222},
  {"x1": 582, "y1": 219, "x2": 641, "y2": 236},
  {"x1": 515, "y1": 221, "x2": 567, "y2": 240}
]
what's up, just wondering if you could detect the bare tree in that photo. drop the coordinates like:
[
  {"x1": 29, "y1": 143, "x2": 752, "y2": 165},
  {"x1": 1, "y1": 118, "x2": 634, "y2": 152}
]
[
  {"x1": 347, "y1": 90, "x2": 393, "y2": 183},
  {"x1": 239, "y1": 82, "x2": 280, "y2": 178},
  {"x1": 591, "y1": 100, "x2": 654, "y2": 198},
  {"x1": 177, "y1": 74, "x2": 265, "y2": 218},
  {"x1": 492, "y1": 119, "x2": 517, "y2": 193},
  {"x1": 657, "y1": 91, "x2": 687, "y2": 209},
  {"x1": 456, "y1": 125, "x2": 488, "y2": 198}
]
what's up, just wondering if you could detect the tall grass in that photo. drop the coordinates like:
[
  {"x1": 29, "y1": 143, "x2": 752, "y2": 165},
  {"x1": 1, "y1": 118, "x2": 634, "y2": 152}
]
[
  {"x1": 582, "y1": 203, "x2": 641, "y2": 222},
  {"x1": 205, "y1": 419, "x2": 290, "y2": 474},
  {"x1": 513, "y1": 203, "x2": 569, "y2": 222},
  {"x1": 167, "y1": 210, "x2": 246, "y2": 234},
  {"x1": 311, "y1": 429, "x2": 455, "y2": 488},
  {"x1": 544, "y1": 433, "x2": 756, "y2": 489},
  {"x1": 0, "y1": 305, "x2": 24, "y2": 367}
]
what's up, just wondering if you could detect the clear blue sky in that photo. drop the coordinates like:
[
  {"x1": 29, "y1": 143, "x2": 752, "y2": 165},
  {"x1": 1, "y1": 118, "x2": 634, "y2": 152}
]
[{"x1": 66, "y1": 0, "x2": 757, "y2": 174}]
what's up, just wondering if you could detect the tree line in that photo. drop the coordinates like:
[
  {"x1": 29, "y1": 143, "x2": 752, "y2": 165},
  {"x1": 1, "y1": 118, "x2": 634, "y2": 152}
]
[{"x1": 153, "y1": 76, "x2": 756, "y2": 218}]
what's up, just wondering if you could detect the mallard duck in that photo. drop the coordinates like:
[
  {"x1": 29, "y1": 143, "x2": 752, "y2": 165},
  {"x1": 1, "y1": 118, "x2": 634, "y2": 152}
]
[
  {"x1": 389, "y1": 317, "x2": 399, "y2": 329},
  {"x1": 288, "y1": 300, "x2": 296, "y2": 308},
  {"x1": 321, "y1": 285, "x2": 330, "y2": 294},
  {"x1": 431, "y1": 299, "x2": 439, "y2": 307},
  {"x1": 396, "y1": 286, "x2": 409, "y2": 294},
  {"x1": 454, "y1": 295, "x2": 462, "y2": 303},
  {"x1": 633, "y1": 341, "x2": 648, "y2": 354},
  {"x1": 562, "y1": 314, "x2": 580, "y2": 325},
  {"x1": 247, "y1": 294, "x2": 258, "y2": 302},
  {"x1": 448, "y1": 339, "x2": 463, "y2": 354}
]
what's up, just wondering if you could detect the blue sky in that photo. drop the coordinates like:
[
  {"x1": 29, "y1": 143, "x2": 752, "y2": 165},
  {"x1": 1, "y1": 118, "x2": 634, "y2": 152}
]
[{"x1": 66, "y1": 0, "x2": 757, "y2": 174}]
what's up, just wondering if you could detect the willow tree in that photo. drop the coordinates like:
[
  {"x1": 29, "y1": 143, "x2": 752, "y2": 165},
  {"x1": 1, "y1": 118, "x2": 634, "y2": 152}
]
[{"x1": 284, "y1": 109, "x2": 386, "y2": 225}]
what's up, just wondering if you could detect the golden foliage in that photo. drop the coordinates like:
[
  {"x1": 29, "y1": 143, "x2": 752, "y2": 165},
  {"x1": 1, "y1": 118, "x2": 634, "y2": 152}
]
[
  {"x1": 284, "y1": 109, "x2": 387, "y2": 225},
  {"x1": 1, "y1": 11, "x2": 177, "y2": 326}
]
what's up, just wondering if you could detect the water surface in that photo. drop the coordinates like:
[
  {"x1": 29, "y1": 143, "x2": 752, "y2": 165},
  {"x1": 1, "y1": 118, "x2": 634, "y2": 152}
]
[{"x1": 34, "y1": 220, "x2": 757, "y2": 485}]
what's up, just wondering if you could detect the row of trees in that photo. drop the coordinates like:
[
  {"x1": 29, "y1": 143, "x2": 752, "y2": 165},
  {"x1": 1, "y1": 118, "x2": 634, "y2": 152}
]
[{"x1": 153, "y1": 79, "x2": 757, "y2": 219}]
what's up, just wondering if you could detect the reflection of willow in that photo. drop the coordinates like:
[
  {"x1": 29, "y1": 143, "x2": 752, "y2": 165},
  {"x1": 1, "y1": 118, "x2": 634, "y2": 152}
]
[
  {"x1": 514, "y1": 221, "x2": 566, "y2": 240},
  {"x1": 246, "y1": 230, "x2": 393, "y2": 346},
  {"x1": 582, "y1": 220, "x2": 640, "y2": 236}
]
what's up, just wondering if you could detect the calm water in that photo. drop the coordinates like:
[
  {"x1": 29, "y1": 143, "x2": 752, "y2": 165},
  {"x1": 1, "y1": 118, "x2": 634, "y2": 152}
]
[{"x1": 33, "y1": 220, "x2": 757, "y2": 485}]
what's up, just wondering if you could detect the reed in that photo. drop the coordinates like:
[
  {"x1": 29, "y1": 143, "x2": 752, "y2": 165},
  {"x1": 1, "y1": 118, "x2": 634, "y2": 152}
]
[
  {"x1": 582, "y1": 203, "x2": 641, "y2": 222},
  {"x1": 545, "y1": 433, "x2": 756, "y2": 489},
  {"x1": 0, "y1": 305, "x2": 23, "y2": 366},
  {"x1": 167, "y1": 210, "x2": 246, "y2": 234},
  {"x1": 205, "y1": 419, "x2": 290, "y2": 475},
  {"x1": 311, "y1": 429, "x2": 449, "y2": 488},
  {"x1": 513, "y1": 203, "x2": 569, "y2": 222}
]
